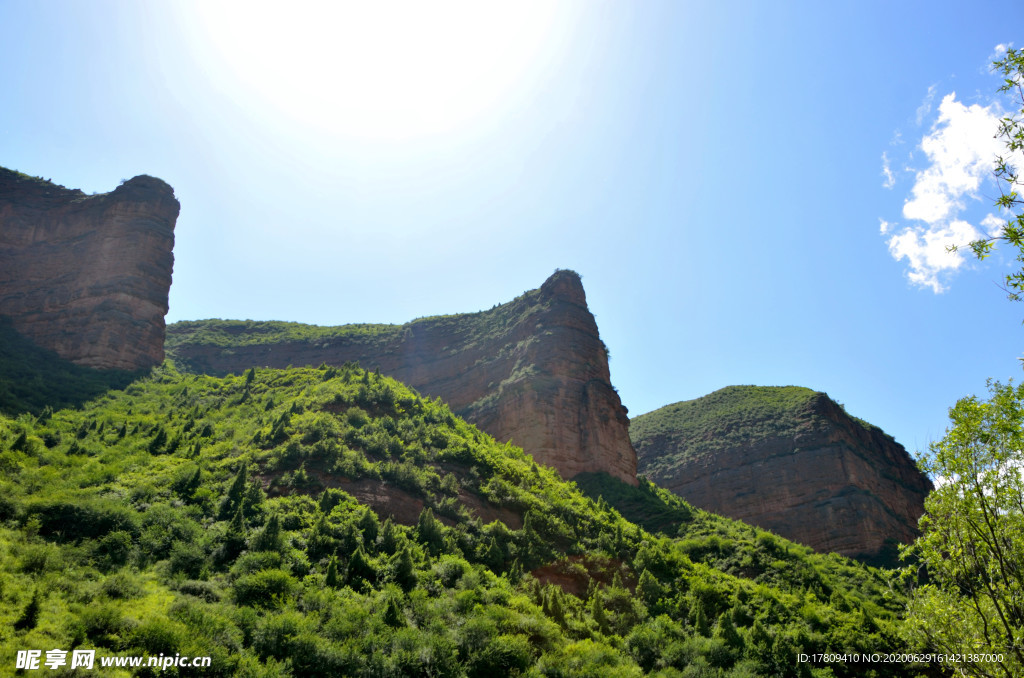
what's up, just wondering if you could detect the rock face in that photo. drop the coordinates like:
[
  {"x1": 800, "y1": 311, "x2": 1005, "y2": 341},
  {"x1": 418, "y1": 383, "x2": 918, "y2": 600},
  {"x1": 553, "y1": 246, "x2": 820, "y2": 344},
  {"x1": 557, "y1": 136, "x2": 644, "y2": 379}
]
[
  {"x1": 0, "y1": 169, "x2": 179, "y2": 370},
  {"x1": 631, "y1": 386, "x2": 932, "y2": 561},
  {"x1": 167, "y1": 270, "x2": 638, "y2": 485},
  {"x1": 166, "y1": 268, "x2": 634, "y2": 485}
]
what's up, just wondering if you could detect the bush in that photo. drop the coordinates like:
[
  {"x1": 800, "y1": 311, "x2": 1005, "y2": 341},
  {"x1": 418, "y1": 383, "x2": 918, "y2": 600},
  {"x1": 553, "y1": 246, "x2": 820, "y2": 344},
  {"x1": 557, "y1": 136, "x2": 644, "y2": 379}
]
[
  {"x1": 25, "y1": 497, "x2": 138, "y2": 541},
  {"x1": 233, "y1": 569, "x2": 297, "y2": 608}
]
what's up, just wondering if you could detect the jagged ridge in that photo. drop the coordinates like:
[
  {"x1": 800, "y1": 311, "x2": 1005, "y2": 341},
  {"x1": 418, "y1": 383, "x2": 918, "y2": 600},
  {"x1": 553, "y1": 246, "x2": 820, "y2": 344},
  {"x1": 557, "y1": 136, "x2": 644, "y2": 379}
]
[{"x1": 167, "y1": 270, "x2": 638, "y2": 485}]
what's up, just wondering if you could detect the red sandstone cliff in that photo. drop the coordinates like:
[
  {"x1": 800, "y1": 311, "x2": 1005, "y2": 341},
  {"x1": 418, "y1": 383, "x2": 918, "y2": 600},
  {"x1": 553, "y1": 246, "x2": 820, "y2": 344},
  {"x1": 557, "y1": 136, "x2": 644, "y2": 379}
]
[
  {"x1": 168, "y1": 270, "x2": 638, "y2": 485},
  {"x1": 632, "y1": 386, "x2": 932, "y2": 561},
  {"x1": 0, "y1": 169, "x2": 179, "y2": 370}
]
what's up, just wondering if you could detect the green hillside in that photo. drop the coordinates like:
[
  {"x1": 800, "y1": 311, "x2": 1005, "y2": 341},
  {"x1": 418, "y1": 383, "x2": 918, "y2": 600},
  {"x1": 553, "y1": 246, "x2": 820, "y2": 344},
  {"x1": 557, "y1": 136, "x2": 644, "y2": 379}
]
[
  {"x1": 0, "y1": 364, "x2": 932, "y2": 676},
  {"x1": 631, "y1": 386, "x2": 833, "y2": 476},
  {"x1": 164, "y1": 276, "x2": 562, "y2": 373}
]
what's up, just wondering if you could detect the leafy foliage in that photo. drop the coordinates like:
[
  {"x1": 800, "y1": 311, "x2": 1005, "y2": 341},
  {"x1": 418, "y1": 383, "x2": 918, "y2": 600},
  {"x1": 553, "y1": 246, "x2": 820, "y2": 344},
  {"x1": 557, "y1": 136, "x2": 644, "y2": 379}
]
[
  {"x1": 0, "y1": 362, "x2": 930, "y2": 675},
  {"x1": 900, "y1": 380, "x2": 1024, "y2": 676}
]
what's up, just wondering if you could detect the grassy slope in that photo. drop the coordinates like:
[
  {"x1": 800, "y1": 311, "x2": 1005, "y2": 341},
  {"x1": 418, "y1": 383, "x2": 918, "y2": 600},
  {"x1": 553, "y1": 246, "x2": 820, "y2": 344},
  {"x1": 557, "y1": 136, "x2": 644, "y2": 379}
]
[
  {"x1": 0, "y1": 368, "x2": 932, "y2": 676},
  {"x1": 164, "y1": 277, "x2": 558, "y2": 363},
  {"x1": 631, "y1": 386, "x2": 870, "y2": 479}
]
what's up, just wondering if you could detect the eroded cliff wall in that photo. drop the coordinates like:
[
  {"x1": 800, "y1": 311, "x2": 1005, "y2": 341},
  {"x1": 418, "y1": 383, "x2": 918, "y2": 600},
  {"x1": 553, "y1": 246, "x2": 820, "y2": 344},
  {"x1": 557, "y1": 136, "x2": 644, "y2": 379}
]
[
  {"x1": 0, "y1": 169, "x2": 179, "y2": 370},
  {"x1": 632, "y1": 386, "x2": 932, "y2": 561},
  {"x1": 168, "y1": 271, "x2": 638, "y2": 485}
]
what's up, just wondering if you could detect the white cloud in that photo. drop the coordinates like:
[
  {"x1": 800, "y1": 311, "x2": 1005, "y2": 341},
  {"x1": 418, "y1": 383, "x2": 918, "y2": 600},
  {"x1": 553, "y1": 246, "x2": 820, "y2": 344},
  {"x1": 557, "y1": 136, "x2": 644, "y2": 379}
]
[
  {"x1": 887, "y1": 219, "x2": 981, "y2": 293},
  {"x1": 916, "y1": 85, "x2": 937, "y2": 126},
  {"x1": 883, "y1": 46, "x2": 1024, "y2": 294},
  {"x1": 902, "y1": 93, "x2": 1004, "y2": 225},
  {"x1": 988, "y1": 43, "x2": 1012, "y2": 65},
  {"x1": 982, "y1": 213, "x2": 1006, "y2": 237},
  {"x1": 881, "y1": 152, "x2": 895, "y2": 189},
  {"x1": 879, "y1": 219, "x2": 892, "y2": 235},
  {"x1": 884, "y1": 91, "x2": 1010, "y2": 292}
]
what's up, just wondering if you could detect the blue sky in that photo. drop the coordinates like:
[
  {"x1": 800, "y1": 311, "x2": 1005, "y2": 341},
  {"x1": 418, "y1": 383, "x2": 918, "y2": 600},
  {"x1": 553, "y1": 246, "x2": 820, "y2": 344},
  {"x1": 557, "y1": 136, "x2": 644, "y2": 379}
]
[{"x1": 2, "y1": 1, "x2": 1023, "y2": 456}]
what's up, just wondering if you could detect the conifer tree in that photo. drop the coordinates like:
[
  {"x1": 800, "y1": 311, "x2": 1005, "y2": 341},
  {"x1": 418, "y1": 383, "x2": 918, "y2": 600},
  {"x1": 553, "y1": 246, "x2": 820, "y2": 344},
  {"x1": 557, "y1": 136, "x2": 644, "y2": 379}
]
[
  {"x1": 383, "y1": 591, "x2": 405, "y2": 628},
  {"x1": 219, "y1": 463, "x2": 248, "y2": 519},
  {"x1": 507, "y1": 559, "x2": 523, "y2": 584},
  {"x1": 591, "y1": 591, "x2": 610, "y2": 635},
  {"x1": 416, "y1": 507, "x2": 443, "y2": 555},
  {"x1": 347, "y1": 545, "x2": 376, "y2": 589},
  {"x1": 695, "y1": 604, "x2": 711, "y2": 637},
  {"x1": 637, "y1": 569, "x2": 665, "y2": 606},
  {"x1": 379, "y1": 518, "x2": 398, "y2": 555},
  {"x1": 716, "y1": 612, "x2": 743, "y2": 649},
  {"x1": 252, "y1": 514, "x2": 283, "y2": 552},
  {"x1": 14, "y1": 588, "x2": 42, "y2": 631},
  {"x1": 547, "y1": 587, "x2": 566, "y2": 626},
  {"x1": 357, "y1": 507, "x2": 380, "y2": 546},
  {"x1": 307, "y1": 515, "x2": 335, "y2": 562},
  {"x1": 325, "y1": 556, "x2": 339, "y2": 588},
  {"x1": 148, "y1": 426, "x2": 168, "y2": 454},
  {"x1": 611, "y1": 570, "x2": 625, "y2": 591},
  {"x1": 392, "y1": 546, "x2": 416, "y2": 592},
  {"x1": 242, "y1": 479, "x2": 265, "y2": 519},
  {"x1": 184, "y1": 467, "x2": 202, "y2": 497},
  {"x1": 217, "y1": 506, "x2": 247, "y2": 563},
  {"x1": 319, "y1": 488, "x2": 344, "y2": 515}
]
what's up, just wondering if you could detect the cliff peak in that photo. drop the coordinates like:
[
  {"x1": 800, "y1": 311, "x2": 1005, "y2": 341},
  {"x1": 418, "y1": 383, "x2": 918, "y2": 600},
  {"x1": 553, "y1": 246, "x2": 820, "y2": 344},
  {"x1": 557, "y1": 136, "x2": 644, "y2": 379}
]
[
  {"x1": 540, "y1": 269, "x2": 587, "y2": 306},
  {"x1": 112, "y1": 174, "x2": 176, "y2": 199},
  {"x1": 0, "y1": 167, "x2": 179, "y2": 370}
]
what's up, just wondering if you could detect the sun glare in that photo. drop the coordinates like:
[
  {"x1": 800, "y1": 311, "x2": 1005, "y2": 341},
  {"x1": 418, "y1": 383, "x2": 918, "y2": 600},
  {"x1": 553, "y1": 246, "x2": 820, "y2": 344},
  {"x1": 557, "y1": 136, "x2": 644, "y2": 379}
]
[{"x1": 193, "y1": 1, "x2": 561, "y2": 142}]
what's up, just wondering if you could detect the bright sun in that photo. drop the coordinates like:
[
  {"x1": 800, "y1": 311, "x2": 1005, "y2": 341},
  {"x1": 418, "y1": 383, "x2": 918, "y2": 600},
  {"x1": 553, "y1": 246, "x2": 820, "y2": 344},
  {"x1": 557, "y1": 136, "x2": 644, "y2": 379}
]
[{"x1": 192, "y1": 1, "x2": 563, "y2": 142}]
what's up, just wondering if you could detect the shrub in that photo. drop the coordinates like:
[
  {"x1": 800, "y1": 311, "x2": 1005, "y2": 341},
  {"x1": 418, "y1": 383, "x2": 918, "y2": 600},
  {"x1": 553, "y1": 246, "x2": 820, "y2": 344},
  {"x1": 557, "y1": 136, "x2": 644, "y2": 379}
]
[{"x1": 233, "y1": 569, "x2": 297, "y2": 608}]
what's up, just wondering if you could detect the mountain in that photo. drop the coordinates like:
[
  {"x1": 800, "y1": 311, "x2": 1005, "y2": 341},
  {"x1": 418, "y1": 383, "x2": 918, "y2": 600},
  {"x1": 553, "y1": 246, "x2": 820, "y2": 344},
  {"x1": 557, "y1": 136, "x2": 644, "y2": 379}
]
[
  {"x1": 0, "y1": 168, "x2": 179, "y2": 370},
  {"x1": 630, "y1": 386, "x2": 932, "y2": 565},
  {"x1": 0, "y1": 363, "x2": 928, "y2": 676},
  {"x1": 166, "y1": 270, "x2": 638, "y2": 486},
  {"x1": 0, "y1": 168, "x2": 940, "y2": 673}
]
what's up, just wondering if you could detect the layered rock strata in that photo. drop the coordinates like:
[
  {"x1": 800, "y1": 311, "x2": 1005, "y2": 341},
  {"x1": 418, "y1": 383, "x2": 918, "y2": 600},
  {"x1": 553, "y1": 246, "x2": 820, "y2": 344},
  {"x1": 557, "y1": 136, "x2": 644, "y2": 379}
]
[
  {"x1": 168, "y1": 270, "x2": 638, "y2": 485},
  {"x1": 632, "y1": 386, "x2": 932, "y2": 559},
  {"x1": 0, "y1": 169, "x2": 179, "y2": 370}
]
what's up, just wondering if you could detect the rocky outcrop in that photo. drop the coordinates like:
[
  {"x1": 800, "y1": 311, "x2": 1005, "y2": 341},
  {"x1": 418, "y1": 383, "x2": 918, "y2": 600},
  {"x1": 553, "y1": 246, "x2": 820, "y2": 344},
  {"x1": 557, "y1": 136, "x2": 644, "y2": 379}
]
[
  {"x1": 168, "y1": 270, "x2": 638, "y2": 485},
  {"x1": 632, "y1": 386, "x2": 932, "y2": 561},
  {"x1": 0, "y1": 169, "x2": 178, "y2": 370}
]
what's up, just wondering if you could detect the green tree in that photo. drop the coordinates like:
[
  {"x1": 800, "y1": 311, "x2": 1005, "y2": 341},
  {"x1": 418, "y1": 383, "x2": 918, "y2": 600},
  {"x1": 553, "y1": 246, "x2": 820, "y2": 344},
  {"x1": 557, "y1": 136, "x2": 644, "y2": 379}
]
[
  {"x1": 901, "y1": 380, "x2": 1024, "y2": 677},
  {"x1": 219, "y1": 463, "x2": 248, "y2": 519},
  {"x1": 392, "y1": 546, "x2": 416, "y2": 592},
  {"x1": 416, "y1": 507, "x2": 444, "y2": 556},
  {"x1": 591, "y1": 591, "x2": 611, "y2": 635},
  {"x1": 325, "y1": 556, "x2": 339, "y2": 588},
  {"x1": 346, "y1": 545, "x2": 376, "y2": 589},
  {"x1": 251, "y1": 514, "x2": 284, "y2": 552}
]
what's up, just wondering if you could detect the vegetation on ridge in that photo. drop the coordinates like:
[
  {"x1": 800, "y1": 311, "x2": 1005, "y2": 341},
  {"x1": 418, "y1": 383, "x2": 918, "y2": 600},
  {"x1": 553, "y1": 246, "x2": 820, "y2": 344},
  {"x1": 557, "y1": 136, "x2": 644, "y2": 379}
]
[
  {"x1": 0, "y1": 361, "x2": 930, "y2": 676},
  {"x1": 630, "y1": 386, "x2": 823, "y2": 473}
]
